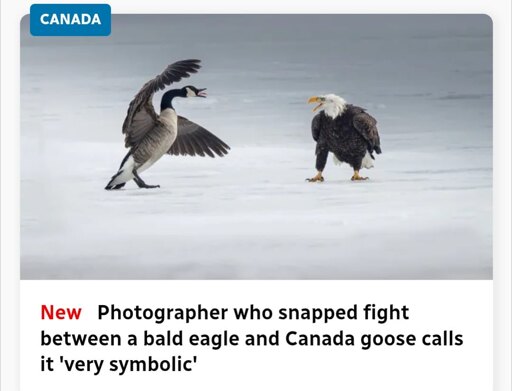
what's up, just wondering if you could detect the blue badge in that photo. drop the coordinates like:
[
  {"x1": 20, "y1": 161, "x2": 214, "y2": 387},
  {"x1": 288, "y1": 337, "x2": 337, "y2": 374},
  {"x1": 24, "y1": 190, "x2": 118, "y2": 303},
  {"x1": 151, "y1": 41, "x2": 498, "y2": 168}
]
[{"x1": 30, "y1": 4, "x2": 111, "y2": 36}]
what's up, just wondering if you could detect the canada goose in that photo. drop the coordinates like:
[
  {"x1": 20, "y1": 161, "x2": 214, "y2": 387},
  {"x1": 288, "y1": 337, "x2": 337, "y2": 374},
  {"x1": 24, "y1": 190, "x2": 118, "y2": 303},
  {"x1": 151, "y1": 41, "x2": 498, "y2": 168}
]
[{"x1": 105, "y1": 59, "x2": 230, "y2": 190}]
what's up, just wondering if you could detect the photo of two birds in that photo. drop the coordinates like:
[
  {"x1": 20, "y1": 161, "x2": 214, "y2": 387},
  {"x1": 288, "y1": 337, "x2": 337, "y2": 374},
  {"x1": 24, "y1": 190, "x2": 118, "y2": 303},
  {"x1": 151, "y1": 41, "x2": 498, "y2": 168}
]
[{"x1": 21, "y1": 15, "x2": 492, "y2": 280}]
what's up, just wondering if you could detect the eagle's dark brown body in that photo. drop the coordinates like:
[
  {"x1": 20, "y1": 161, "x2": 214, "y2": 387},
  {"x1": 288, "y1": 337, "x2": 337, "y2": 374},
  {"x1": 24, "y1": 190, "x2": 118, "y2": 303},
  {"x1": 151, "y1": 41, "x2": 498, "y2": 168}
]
[{"x1": 312, "y1": 104, "x2": 381, "y2": 172}]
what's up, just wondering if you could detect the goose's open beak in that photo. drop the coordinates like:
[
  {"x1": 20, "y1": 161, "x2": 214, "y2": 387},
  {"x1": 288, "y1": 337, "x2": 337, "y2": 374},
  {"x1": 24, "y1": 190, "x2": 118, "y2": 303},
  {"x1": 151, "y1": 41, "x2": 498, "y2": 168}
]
[
  {"x1": 197, "y1": 88, "x2": 207, "y2": 98},
  {"x1": 308, "y1": 96, "x2": 323, "y2": 112}
]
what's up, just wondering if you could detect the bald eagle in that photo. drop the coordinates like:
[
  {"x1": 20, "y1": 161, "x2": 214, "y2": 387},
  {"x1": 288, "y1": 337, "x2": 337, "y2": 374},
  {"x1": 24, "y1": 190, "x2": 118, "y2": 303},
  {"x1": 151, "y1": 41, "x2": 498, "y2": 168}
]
[{"x1": 306, "y1": 94, "x2": 381, "y2": 182}]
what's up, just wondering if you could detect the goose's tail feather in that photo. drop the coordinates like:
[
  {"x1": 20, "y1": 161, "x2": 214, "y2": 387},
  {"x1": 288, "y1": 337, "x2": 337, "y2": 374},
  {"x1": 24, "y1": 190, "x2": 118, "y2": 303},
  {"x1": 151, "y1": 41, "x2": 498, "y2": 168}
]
[
  {"x1": 105, "y1": 152, "x2": 135, "y2": 190},
  {"x1": 105, "y1": 171, "x2": 127, "y2": 190}
]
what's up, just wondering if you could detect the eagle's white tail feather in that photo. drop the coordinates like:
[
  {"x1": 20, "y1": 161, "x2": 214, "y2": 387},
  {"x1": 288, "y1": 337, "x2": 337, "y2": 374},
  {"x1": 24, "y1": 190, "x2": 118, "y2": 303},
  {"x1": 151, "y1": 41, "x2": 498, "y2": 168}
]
[
  {"x1": 333, "y1": 152, "x2": 375, "y2": 169},
  {"x1": 362, "y1": 151, "x2": 374, "y2": 169}
]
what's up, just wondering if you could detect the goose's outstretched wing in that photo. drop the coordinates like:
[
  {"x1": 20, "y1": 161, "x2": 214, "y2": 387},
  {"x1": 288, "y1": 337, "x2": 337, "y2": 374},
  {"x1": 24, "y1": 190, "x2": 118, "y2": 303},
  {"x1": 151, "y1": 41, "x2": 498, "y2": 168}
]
[
  {"x1": 122, "y1": 59, "x2": 202, "y2": 148},
  {"x1": 168, "y1": 116, "x2": 230, "y2": 158}
]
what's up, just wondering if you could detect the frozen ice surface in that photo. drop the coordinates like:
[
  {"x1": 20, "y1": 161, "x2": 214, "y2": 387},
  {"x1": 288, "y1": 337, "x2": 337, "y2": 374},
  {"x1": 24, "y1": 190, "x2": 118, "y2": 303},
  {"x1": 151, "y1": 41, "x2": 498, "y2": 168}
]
[{"x1": 20, "y1": 15, "x2": 492, "y2": 279}]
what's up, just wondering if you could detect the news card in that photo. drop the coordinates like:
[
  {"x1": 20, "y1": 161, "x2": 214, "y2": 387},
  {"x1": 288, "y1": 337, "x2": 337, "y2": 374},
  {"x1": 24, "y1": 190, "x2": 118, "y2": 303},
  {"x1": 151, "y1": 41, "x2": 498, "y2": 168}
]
[{"x1": 1, "y1": 1, "x2": 509, "y2": 391}]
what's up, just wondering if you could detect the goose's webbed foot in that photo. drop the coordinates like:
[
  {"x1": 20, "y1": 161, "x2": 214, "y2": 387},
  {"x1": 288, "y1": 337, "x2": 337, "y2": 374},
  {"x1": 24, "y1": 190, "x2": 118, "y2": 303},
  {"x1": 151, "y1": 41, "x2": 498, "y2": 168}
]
[
  {"x1": 138, "y1": 182, "x2": 160, "y2": 189},
  {"x1": 133, "y1": 170, "x2": 160, "y2": 189}
]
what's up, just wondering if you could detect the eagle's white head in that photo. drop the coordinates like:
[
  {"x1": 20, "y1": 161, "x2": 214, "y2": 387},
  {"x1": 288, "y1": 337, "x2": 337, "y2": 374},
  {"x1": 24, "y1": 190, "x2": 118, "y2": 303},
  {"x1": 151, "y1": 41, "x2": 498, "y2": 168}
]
[{"x1": 308, "y1": 94, "x2": 347, "y2": 119}]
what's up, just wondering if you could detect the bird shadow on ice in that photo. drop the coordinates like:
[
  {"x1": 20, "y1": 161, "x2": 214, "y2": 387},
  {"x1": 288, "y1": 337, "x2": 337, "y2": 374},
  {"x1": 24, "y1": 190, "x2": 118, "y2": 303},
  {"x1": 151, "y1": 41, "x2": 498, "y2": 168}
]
[
  {"x1": 307, "y1": 179, "x2": 382, "y2": 185},
  {"x1": 117, "y1": 189, "x2": 172, "y2": 197}
]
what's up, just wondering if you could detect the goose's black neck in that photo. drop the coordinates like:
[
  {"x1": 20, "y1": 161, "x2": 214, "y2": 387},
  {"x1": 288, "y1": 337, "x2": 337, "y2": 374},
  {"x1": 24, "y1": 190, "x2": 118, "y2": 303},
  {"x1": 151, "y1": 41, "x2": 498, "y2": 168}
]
[{"x1": 160, "y1": 88, "x2": 186, "y2": 111}]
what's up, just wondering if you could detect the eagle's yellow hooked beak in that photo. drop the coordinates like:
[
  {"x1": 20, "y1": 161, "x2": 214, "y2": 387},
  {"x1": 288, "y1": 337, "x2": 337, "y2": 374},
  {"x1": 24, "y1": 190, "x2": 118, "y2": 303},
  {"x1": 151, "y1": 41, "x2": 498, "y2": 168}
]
[{"x1": 308, "y1": 96, "x2": 324, "y2": 112}]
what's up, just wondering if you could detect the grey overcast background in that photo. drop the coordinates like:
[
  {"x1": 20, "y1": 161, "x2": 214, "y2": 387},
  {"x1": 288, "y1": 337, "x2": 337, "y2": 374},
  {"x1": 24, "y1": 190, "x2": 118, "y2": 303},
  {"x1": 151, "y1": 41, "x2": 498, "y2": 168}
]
[{"x1": 21, "y1": 15, "x2": 492, "y2": 279}]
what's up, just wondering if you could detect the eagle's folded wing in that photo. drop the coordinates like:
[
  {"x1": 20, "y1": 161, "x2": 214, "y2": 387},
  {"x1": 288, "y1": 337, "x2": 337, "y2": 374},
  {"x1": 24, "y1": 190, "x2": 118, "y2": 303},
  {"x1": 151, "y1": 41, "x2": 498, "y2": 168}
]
[
  {"x1": 352, "y1": 112, "x2": 381, "y2": 153},
  {"x1": 311, "y1": 113, "x2": 323, "y2": 142}
]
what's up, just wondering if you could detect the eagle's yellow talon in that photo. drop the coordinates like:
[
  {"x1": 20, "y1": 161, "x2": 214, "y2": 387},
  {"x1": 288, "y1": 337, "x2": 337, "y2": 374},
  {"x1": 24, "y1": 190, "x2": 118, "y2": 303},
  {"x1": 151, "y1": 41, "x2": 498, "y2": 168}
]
[
  {"x1": 351, "y1": 171, "x2": 368, "y2": 181},
  {"x1": 307, "y1": 173, "x2": 325, "y2": 183}
]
